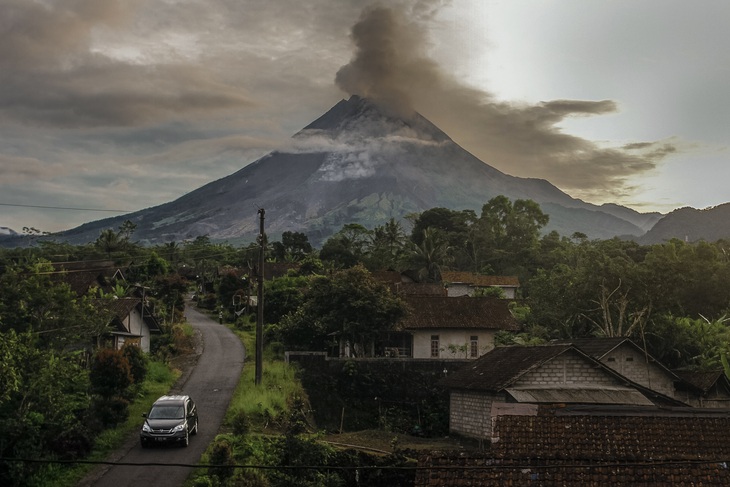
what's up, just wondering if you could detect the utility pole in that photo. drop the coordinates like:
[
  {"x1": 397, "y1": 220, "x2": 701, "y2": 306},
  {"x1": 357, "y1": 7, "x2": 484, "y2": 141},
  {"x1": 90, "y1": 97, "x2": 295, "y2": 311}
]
[{"x1": 255, "y1": 208, "x2": 265, "y2": 386}]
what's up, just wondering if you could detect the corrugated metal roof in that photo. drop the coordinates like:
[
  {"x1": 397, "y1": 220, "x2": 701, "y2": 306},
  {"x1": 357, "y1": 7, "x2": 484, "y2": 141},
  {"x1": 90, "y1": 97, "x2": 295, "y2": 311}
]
[{"x1": 506, "y1": 386, "x2": 654, "y2": 406}]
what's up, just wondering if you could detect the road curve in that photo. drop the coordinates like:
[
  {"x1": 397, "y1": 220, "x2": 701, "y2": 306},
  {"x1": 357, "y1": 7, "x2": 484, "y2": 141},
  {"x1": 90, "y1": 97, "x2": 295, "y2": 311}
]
[{"x1": 84, "y1": 304, "x2": 245, "y2": 487}]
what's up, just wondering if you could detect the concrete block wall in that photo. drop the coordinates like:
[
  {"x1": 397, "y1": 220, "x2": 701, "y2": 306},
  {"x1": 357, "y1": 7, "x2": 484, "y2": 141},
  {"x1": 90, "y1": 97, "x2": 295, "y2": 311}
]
[
  {"x1": 516, "y1": 353, "x2": 620, "y2": 387},
  {"x1": 600, "y1": 346, "x2": 675, "y2": 397},
  {"x1": 449, "y1": 390, "x2": 503, "y2": 439}
]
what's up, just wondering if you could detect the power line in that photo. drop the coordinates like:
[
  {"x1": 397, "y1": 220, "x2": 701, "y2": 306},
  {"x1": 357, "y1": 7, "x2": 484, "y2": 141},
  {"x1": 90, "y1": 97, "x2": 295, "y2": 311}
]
[
  {"x1": 1, "y1": 456, "x2": 728, "y2": 471},
  {"x1": 0, "y1": 202, "x2": 133, "y2": 213}
]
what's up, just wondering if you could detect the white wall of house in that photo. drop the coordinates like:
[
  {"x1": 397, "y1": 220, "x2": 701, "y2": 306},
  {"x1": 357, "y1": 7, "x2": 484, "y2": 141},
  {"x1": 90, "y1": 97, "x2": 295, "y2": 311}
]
[
  {"x1": 411, "y1": 329, "x2": 496, "y2": 359},
  {"x1": 119, "y1": 309, "x2": 152, "y2": 352}
]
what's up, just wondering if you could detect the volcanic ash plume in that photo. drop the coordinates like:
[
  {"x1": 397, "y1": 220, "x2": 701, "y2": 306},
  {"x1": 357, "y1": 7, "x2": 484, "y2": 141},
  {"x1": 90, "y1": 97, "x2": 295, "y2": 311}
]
[{"x1": 335, "y1": 6, "x2": 430, "y2": 118}]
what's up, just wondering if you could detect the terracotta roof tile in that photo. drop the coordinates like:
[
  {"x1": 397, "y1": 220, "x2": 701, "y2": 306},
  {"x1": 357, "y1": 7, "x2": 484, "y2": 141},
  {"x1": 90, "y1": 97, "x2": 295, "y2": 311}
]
[
  {"x1": 417, "y1": 413, "x2": 730, "y2": 485},
  {"x1": 399, "y1": 296, "x2": 520, "y2": 332}
]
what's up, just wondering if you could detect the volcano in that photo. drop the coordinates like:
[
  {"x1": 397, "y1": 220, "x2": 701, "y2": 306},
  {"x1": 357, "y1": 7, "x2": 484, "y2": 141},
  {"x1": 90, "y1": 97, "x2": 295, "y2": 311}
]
[{"x1": 57, "y1": 96, "x2": 659, "y2": 246}]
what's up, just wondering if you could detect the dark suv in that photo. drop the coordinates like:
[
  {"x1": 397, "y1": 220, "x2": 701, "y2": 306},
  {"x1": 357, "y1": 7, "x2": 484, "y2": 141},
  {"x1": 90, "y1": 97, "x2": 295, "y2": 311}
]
[{"x1": 140, "y1": 395, "x2": 198, "y2": 448}]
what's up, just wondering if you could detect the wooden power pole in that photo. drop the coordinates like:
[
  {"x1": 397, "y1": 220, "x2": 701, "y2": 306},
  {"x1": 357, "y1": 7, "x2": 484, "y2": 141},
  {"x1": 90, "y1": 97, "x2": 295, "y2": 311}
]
[{"x1": 255, "y1": 208, "x2": 265, "y2": 386}]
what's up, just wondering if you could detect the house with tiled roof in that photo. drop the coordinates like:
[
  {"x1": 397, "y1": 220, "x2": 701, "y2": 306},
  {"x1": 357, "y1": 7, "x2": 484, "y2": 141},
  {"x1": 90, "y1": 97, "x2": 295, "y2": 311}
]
[
  {"x1": 440, "y1": 271, "x2": 520, "y2": 299},
  {"x1": 416, "y1": 407, "x2": 730, "y2": 486},
  {"x1": 438, "y1": 344, "x2": 686, "y2": 440},
  {"x1": 371, "y1": 270, "x2": 446, "y2": 296},
  {"x1": 52, "y1": 262, "x2": 162, "y2": 353},
  {"x1": 52, "y1": 260, "x2": 126, "y2": 296},
  {"x1": 100, "y1": 297, "x2": 161, "y2": 353},
  {"x1": 385, "y1": 296, "x2": 520, "y2": 359},
  {"x1": 556, "y1": 337, "x2": 687, "y2": 399},
  {"x1": 673, "y1": 369, "x2": 730, "y2": 408}
]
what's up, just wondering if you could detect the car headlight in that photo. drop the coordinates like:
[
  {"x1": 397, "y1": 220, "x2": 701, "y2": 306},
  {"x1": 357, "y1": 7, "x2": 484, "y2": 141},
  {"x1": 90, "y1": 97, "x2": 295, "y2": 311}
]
[
  {"x1": 172, "y1": 423, "x2": 185, "y2": 433},
  {"x1": 142, "y1": 423, "x2": 152, "y2": 433}
]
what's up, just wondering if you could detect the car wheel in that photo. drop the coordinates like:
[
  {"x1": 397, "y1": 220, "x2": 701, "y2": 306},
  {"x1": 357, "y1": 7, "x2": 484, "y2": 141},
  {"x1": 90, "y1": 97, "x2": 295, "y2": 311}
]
[
  {"x1": 191, "y1": 418, "x2": 198, "y2": 436},
  {"x1": 181, "y1": 432, "x2": 189, "y2": 447},
  {"x1": 141, "y1": 439, "x2": 149, "y2": 449}
]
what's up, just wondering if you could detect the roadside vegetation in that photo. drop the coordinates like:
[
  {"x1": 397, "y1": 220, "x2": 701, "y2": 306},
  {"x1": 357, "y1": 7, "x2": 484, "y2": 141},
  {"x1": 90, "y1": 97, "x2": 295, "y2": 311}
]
[{"x1": 3, "y1": 195, "x2": 730, "y2": 485}]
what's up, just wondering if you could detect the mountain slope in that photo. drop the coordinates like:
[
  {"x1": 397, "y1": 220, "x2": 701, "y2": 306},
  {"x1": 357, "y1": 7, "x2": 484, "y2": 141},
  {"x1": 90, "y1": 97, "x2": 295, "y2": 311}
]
[
  {"x1": 638, "y1": 203, "x2": 730, "y2": 244},
  {"x1": 56, "y1": 96, "x2": 655, "y2": 246}
]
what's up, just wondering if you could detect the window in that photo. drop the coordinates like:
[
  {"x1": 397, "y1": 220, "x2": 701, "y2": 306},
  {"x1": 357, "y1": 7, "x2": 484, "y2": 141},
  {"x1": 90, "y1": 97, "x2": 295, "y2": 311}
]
[
  {"x1": 626, "y1": 357, "x2": 634, "y2": 362},
  {"x1": 430, "y1": 335, "x2": 440, "y2": 358},
  {"x1": 470, "y1": 336, "x2": 478, "y2": 358}
]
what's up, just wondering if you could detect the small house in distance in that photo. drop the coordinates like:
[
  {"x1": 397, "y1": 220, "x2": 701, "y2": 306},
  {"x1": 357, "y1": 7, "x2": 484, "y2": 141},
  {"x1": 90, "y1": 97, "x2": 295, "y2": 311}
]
[
  {"x1": 440, "y1": 271, "x2": 520, "y2": 299},
  {"x1": 384, "y1": 296, "x2": 520, "y2": 359},
  {"x1": 438, "y1": 344, "x2": 685, "y2": 440},
  {"x1": 99, "y1": 297, "x2": 161, "y2": 353}
]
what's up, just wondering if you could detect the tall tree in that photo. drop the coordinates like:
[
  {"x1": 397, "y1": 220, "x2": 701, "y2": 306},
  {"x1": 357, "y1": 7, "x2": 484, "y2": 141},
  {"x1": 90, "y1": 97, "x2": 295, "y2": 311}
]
[{"x1": 273, "y1": 265, "x2": 406, "y2": 354}]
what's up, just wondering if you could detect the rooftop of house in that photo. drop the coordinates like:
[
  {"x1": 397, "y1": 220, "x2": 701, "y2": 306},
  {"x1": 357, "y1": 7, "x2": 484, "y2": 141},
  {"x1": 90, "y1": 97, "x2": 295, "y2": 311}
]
[
  {"x1": 97, "y1": 297, "x2": 161, "y2": 334},
  {"x1": 398, "y1": 296, "x2": 520, "y2": 332},
  {"x1": 673, "y1": 369, "x2": 730, "y2": 393},
  {"x1": 439, "y1": 344, "x2": 576, "y2": 392},
  {"x1": 52, "y1": 262, "x2": 126, "y2": 296},
  {"x1": 416, "y1": 408, "x2": 730, "y2": 485}
]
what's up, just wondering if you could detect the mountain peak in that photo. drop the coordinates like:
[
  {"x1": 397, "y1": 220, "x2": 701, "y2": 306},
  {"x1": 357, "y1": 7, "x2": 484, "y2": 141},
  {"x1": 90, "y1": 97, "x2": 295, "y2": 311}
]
[{"x1": 300, "y1": 95, "x2": 452, "y2": 144}]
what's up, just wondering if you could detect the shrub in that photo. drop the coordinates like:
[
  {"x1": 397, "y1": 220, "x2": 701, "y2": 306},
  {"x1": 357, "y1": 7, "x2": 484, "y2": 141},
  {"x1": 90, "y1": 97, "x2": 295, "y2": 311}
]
[
  {"x1": 121, "y1": 343, "x2": 148, "y2": 385},
  {"x1": 89, "y1": 348, "x2": 132, "y2": 398},
  {"x1": 229, "y1": 410, "x2": 251, "y2": 437},
  {"x1": 208, "y1": 437, "x2": 235, "y2": 483}
]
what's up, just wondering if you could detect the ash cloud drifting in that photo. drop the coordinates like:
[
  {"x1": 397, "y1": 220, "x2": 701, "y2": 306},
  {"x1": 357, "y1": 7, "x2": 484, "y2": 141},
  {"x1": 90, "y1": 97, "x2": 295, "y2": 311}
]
[
  {"x1": 0, "y1": 0, "x2": 252, "y2": 128},
  {"x1": 335, "y1": 4, "x2": 676, "y2": 201}
]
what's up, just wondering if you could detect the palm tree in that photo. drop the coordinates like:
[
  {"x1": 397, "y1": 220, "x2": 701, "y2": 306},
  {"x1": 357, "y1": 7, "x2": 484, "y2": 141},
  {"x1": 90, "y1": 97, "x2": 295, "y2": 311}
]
[
  {"x1": 409, "y1": 227, "x2": 451, "y2": 282},
  {"x1": 95, "y1": 229, "x2": 121, "y2": 259}
]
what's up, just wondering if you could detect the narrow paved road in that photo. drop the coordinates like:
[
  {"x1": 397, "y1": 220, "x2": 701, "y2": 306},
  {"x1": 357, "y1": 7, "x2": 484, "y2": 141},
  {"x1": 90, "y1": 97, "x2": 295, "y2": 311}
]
[{"x1": 85, "y1": 305, "x2": 244, "y2": 487}]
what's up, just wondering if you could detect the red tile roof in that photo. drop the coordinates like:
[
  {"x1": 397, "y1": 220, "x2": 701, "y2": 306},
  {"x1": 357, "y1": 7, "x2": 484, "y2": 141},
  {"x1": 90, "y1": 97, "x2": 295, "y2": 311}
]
[
  {"x1": 417, "y1": 411, "x2": 730, "y2": 485},
  {"x1": 399, "y1": 296, "x2": 520, "y2": 332}
]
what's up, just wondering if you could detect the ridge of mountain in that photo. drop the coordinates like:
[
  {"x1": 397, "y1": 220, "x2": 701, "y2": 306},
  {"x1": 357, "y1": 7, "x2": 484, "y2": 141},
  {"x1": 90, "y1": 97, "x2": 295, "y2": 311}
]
[
  {"x1": 25, "y1": 96, "x2": 663, "y2": 246},
  {"x1": 637, "y1": 203, "x2": 730, "y2": 245}
]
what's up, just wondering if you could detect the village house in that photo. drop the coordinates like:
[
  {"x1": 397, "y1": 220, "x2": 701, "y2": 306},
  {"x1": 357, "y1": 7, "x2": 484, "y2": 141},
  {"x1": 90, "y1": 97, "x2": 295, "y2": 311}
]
[
  {"x1": 556, "y1": 337, "x2": 730, "y2": 407},
  {"x1": 556, "y1": 337, "x2": 684, "y2": 399},
  {"x1": 673, "y1": 369, "x2": 730, "y2": 408},
  {"x1": 53, "y1": 261, "x2": 161, "y2": 353},
  {"x1": 101, "y1": 297, "x2": 161, "y2": 353},
  {"x1": 438, "y1": 344, "x2": 686, "y2": 440},
  {"x1": 374, "y1": 296, "x2": 521, "y2": 359},
  {"x1": 440, "y1": 271, "x2": 520, "y2": 298}
]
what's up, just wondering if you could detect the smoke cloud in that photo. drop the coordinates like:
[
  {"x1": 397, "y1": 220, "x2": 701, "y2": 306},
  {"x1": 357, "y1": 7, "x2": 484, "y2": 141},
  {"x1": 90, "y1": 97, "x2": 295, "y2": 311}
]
[{"x1": 335, "y1": 5, "x2": 676, "y2": 201}]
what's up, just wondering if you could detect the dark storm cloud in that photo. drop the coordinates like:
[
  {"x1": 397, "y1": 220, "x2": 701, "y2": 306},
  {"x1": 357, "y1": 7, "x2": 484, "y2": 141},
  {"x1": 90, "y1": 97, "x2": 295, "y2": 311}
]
[
  {"x1": 0, "y1": 0, "x2": 252, "y2": 128},
  {"x1": 335, "y1": 5, "x2": 675, "y2": 198}
]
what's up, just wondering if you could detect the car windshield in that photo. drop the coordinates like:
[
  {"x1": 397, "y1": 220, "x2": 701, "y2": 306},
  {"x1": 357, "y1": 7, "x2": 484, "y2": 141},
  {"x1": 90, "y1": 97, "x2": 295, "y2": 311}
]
[{"x1": 148, "y1": 405, "x2": 184, "y2": 419}]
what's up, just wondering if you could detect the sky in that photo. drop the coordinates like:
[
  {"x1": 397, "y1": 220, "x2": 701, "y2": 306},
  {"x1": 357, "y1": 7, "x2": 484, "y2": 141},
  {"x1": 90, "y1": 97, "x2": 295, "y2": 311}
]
[{"x1": 2, "y1": 0, "x2": 729, "y2": 234}]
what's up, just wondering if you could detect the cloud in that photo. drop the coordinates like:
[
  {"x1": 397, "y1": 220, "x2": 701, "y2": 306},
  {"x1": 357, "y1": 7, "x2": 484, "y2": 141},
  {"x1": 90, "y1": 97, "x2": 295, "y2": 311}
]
[
  {"x1": 334, "y1": 5, "x2": 676, "y2": 198},
  {"x1": 0, "y1": 0, "x2": 253, "y2": 128}
]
